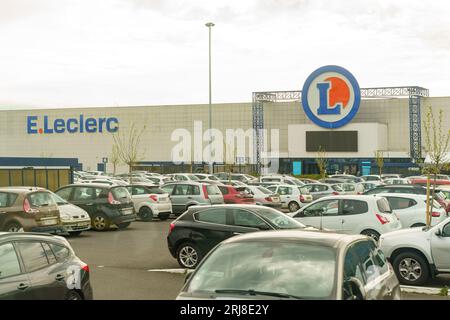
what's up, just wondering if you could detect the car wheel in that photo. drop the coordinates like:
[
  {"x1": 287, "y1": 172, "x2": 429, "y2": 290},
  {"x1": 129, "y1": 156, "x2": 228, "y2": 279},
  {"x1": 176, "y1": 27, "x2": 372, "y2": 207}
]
[
  {"x1": 91, "y1": 213, "x2": 110, "y2": 231},
  {"x1": 5, "y1": 222, "x2": 24, "y2": 233},
  {"x1": 138, "y1": 207, "x2": 153, "y2": 222},
  {"x1": 360, "y1": 229, "x2": 381, "y2": 241},
  {"x1": 393, "y1": 252, "x2": 430, "y2": 286},
  {"x1": 288, "y1": 201, "x2": 300, "y2": 212},
  {"x1": 66, "y1": 290, "x2": 83, "y2": 300},
  {"x1": 117, "y1": 222, "x2": 131, "y2": 229},
  {"x1": 68, "y1": 231, "x2": 83, "y2": 236},
  {"x1": 176, "y1": 243, "x2": 202, "y2": 269},
  {"x1": 159, "y1": 214, "x2": 169, "y2": 221}
]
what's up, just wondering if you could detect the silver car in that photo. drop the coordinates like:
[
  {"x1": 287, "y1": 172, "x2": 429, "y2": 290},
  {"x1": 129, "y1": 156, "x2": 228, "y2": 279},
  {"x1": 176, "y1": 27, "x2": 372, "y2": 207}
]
[
  {"x1": 303, "y1": 183, "x2": 343, "y2": 200},
  {"x1": 161, "y1": 182, "x2": 224, "y2": 215},
  {"x1": 177, "y1": 230, "x2": 401, "y2": 300}
]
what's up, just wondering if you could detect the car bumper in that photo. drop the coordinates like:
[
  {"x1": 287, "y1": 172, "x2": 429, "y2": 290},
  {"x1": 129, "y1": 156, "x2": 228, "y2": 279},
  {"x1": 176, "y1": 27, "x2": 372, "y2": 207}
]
[
  {"x1": 31, "y1": 225, "x2": 67, "y2": 234},
  {"x1": 152, "y1": 203, "x2": 173, "y2": 217},
  {"x1": 111, "y1": 214, "x2": 137, "y2": 225},
  {"x1": 62, "y1": 220, "x2": 91, "y2": 232}
]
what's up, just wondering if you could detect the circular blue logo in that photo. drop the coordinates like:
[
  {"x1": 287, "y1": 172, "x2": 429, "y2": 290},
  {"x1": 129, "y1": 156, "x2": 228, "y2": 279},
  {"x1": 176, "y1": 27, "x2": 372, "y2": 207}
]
[{"x1": 301, "y1": 65, "x2": 361, "y2": 129}]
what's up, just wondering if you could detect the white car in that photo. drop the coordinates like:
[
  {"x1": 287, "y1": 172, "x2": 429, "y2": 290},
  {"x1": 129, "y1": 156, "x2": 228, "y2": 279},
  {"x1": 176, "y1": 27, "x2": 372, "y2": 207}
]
[
  {"x1": 145, "y1": 176, "x2": 173, "y2": 186},
  {"x1": 288, "y1": 195, "x2": 402, "y2": 240},
  {"x1": 379, "y1": 217, "x2": 450, "y2": 286},
  {"x1": 384, "y1": 178, "x2": 411, "y2": 185},
  {"x1": 266, "y1": 184, "x2": 313, "y2": 212},
  {"x1": 380, "y1": 193, "x2": 447, "y2": 228},
  {"x1": 361, "y1": 175, "x2": 382, "y2": 182},
  {"x1": 126, "y1": 185, "x2": 172, "y2": 221},
  {"x1": 51, "y1": 193, "x2": 91, "y2": 236},
  {"x1": 243, "y1": 185, "x2": 282, "y2": 209},
  {"x1": 260, "y1": 175, "x2": 304, "y2": 186},
  {"x1": 335, "y1": 183, "x2": 365, "y2": 195}
]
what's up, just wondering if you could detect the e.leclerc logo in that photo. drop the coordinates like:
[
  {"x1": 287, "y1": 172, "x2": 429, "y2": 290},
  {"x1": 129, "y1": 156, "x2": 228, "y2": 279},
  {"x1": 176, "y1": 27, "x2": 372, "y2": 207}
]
[
  {"x1": 27, "y1": 115, "x2": 119, "y2": 134},
  {"x1": 301, "y1": 65, "x2": 361, "y2": 129}
]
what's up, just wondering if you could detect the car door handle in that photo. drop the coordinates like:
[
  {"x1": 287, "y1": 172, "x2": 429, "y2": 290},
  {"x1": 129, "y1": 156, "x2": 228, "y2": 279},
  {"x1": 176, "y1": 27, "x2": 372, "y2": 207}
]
[
  {"x1": 55, "y1": 274, "x2": 65, "y2": 281},
  {"x1": 17, "y1": 283, "x2": 29, "y2": 290}
]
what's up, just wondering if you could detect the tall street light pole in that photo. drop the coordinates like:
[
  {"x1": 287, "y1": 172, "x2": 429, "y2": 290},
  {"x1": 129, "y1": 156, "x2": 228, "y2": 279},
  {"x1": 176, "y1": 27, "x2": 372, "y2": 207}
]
[{"x1": 205, "y1": 22, "x2": 214, "y2": 174}]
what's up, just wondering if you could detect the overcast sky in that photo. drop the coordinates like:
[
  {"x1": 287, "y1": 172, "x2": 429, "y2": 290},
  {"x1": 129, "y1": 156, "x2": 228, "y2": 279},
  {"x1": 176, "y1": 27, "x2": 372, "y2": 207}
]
[{"x1": 0, "y1": 0, "x2": 449, "y2": 109}]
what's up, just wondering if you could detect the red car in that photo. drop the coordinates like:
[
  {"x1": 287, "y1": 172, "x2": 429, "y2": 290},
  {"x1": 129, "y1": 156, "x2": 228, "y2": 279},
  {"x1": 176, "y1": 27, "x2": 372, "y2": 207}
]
[{"x1": 217, "y1": 185, "x2": 255, "y2": 205}]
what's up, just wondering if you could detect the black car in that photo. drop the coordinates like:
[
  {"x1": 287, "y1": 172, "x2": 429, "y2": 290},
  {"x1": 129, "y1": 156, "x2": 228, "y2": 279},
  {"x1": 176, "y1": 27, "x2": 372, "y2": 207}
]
[
  {"x1": 55, "y1": 184, "x2": 136, "y2": 231},
  {"x1": 0, "y1": 232, "x2": 92, "y2": 300},
  {"x1": 167, "y1": 204, "x2": 306, "y2": 268},
  {"x1": 363, "y1": 185, "x2": 428, "y2": 195}
]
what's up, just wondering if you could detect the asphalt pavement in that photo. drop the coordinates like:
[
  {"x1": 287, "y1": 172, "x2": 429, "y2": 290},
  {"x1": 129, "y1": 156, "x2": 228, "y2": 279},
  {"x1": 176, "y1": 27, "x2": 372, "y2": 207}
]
[{"x1": 67, "y1": 219, "x2": 450, "y2": 300}]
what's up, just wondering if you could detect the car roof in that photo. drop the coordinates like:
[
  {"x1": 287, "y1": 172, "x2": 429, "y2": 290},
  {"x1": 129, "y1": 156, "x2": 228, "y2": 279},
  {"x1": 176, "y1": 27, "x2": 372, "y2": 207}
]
[
  {"x1": 0, "y1": 186, "x2": 46, "y2": 193},
  {"x1": 371, "y1": 193, "x2": 427, "y2": 199},
  {"x1": 318, "y1": 195, "x2": 383, "y2": 201},
  {"x1": 58, "y1": 183, "x2": 120, "y2": 189},
  {"x1": 0, "y1": 232, "x2": 69, "y2": 245},
  {"x1": 188, "y1": 204, "x2": 276, "y2": 211},
  {"x1": 220, "y1": 229, "x2": 368, "y2": 248},
  {"x1": 163, "y1": 181, "x2": 204, "y2": 185}
]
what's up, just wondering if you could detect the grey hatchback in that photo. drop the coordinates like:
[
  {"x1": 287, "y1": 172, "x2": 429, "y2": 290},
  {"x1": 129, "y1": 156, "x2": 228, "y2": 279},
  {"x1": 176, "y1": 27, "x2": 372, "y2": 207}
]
[
  {"x1": 178, "y1": 230, "x2": 401, "y2": 300},
  {"x1": 161, "y1": 182, "x2": 224, "y2": 215}
]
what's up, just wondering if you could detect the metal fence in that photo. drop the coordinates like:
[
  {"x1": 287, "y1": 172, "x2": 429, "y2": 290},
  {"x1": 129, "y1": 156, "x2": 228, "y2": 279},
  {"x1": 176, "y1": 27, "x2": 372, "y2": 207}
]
[{"x1": 0, "y1": 167, "x2": 73, "y2": 191}]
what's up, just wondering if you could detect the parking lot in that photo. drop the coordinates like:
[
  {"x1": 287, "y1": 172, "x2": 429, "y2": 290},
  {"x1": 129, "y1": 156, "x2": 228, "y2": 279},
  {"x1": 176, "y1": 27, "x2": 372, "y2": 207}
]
[{"x1": 66, "y1": 218, "x2": 450, "y2": 300}]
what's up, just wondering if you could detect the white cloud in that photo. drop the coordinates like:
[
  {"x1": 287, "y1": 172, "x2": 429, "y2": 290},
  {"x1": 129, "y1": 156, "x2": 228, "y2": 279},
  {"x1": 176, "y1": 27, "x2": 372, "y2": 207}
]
[{"x1": 0, "y1": 0, "x2": 449, "y2": 108}]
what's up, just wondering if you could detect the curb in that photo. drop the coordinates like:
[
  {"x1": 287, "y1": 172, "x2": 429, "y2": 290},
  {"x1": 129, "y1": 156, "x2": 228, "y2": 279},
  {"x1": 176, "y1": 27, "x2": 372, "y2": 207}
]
[{"x1": 401, "y1": 285, "x2": 444, "y2": 296}]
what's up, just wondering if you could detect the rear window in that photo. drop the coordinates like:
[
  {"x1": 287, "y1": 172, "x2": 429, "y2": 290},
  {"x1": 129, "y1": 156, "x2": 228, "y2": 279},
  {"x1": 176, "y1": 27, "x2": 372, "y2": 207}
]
[
  {"x1": 377, "y1": 198, "x2": 392, "y2": 213},
  {"x1": 298, "y1": 187, "x2": 310, "y2": 195},
  {"x1": 218, "y1": 186, "x2": 229, "y2": 195},
  {"x1": 111, "y1": 187, "x2": 131, "y2": 200},
  {"x1": 206, "y1": 185, "x2": 222, "y2": 196},
  {"x1": 0, "y1": 192, "x2": 18, "y2": 207},
  {"x1": 195, "y1": 208, "x2": 227, "y2": 225},
  {"x1": 386, "y1": 197, "x2": 417, "y2": 210},
  {"x1": 341, "y1": 200, "x2": 368, "y2": 215},
  {"x1": 257, "y1": 187, "x2": 272, "y2": 195},
  {"x1": 331, "y1": 185, "x2": 343, "y2": 192},
  {"x1": 28, "y1": 192, "x2": 56, "y2": 207},
  {"x1": 147, "y1": 187, "x2": 165, "y2": 194}
]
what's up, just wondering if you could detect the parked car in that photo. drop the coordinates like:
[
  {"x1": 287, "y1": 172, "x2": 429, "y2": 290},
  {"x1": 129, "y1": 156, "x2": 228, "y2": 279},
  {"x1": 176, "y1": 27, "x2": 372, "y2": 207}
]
[
  {"x1": 384, "y1": 178, "x2": 411, "y2": 185},
  {"x1": 55, "y1": 184, "x2": 136, "y2": 231},
  {"x1": 329, "y1": 175, "x2": 364, "y2": 183},
  {"x1": 320, "y1": 178, "x2": 350, "y2": 184},
  {"x1": 214, "y1": 173, "x2": 258, "y2": 184},
  {"x1": 296, "y1": 178, "x2": 319, "y2": 184},
  {"x1": 260, "y1": 175, "x2": 304, "y2": 186},
  {"x1": 288, "y1": 195, "x2": 403, "y2": 240},
  {"x1": 338, "y1": 183, "x2": 365, "y2": 195},
  {"x1": 244, "y1": 185, "x2": 282, "y2": 209},
  {"x1": 50, "y1": 193, "x2": 91, "y2": 236},
  {"x1": 361, "y1": 181, "x2": 385, "y2": 192},
  {"x1": 380, "y1": 193, "x2": 447, "y2": 228},
  {"x1": 218, "y1": 180, "x2": 248, "y2": 188},
  {"x1": 194, "y1": 174, "x2": 222, "y2": 184},
  {"x1": 266, "y1": 185, "x2": 313, "y2": 212},
  {"x1": 143, "y1": 176, "x2": 172, "y2": 186},
  {"x1": 420, "y1": 174, "x2": 450, "y2": 181},
  {"x1": 379, "y1": 217, "x2": 450, "y2": 286},
  {"x1": 0, "y1": 187, "x2": 63, "y2": 233},
  {"x1": 302, "y1": 183, "x2": 342, "y2": 200},
  {"x1": 381, "y1": 174, "x2": 403, "y2": 180},
  {"x1": 178, "y1": 230, "x2": 400, "y2": 300},
  {"x1": 161, "y1": 182, "x2": 224, "y2": 215},
  {"x1": 361, "y1": 175, "x2": 382, "y2": 182},
  {"x1": 0, "y1": 232, "x2": 93, "y2": 300},
  {"x1": 363, "y1": 184, "x2": 450, "y2": 213},
  {"x1": 217, "y1": 185, "x2": 255, "y2": 205},
  {"x1": 167, "y1": 204, "x2": 307, "y2": 268},
  {"x1": 126, "y1": 185, "x2": 172, "y2": 221},
  {"x1": 167, "y1": 174, "x2": 201, "y2": 182},
  {"x1": 410, "y1": 178, "x2": 450, "y2": 187}
]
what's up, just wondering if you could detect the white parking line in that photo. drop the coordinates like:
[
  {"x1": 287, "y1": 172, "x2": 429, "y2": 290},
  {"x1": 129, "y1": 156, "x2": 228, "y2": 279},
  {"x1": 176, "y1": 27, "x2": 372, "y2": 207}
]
[
  {"x1": 147, "y1": 268, "x2": 188, "y2": 274},
  {"x1": 400, "y1": 285, "x2": 444, "y2": 295}
]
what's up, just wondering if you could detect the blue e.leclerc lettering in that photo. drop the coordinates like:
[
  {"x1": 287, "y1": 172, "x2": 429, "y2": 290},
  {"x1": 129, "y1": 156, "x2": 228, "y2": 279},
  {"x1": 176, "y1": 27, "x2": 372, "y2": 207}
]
[{"x1": 26, "y1": 115, "x2": 120, "y2": 134}]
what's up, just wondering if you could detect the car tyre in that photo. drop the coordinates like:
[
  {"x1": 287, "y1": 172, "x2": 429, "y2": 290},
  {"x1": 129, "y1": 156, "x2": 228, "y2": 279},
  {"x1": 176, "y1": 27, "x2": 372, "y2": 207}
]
[
  {"x1": 91, "y1": 213, "x2": 110, "y2": 231},
  {"x1": 393, "y1": 251, "x2": 430, "y2": 286},
  {"x1": 360, "y1": 229, "x2": 381, "y2": 241},
  {"x1": 176, "y1": 242, "x2": 202, "y2": 269},
  {"x1": 288, "y1": 201, "x2": 300, "y2": 212},
  {"x1": 138, "y1": 207, "x2": 154, "y2": 222},
  {"x1": 5, "y1": 221, "x2": 24, "y2": 232},
  {"x1": 117, "y1": 222, "x2": 131, "y2": 229},
  {"x1": 66, "y1": 290, "x2": 83, "y2": 300},
  {"x1": 159, "y1": 213, "x2": 170, "y2": 221}
]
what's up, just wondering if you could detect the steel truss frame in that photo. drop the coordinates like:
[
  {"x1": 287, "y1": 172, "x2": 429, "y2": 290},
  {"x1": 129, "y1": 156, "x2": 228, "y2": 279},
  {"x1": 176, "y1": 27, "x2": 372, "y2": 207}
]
[{"x1": 252, "y1": 86, "x2": 429, "y2": 173}]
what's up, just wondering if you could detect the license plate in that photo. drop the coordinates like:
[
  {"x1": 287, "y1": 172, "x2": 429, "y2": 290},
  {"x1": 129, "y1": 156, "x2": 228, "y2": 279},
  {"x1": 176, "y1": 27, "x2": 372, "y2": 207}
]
[
  {"x1": 41, "y1": 219, "x2": 57, "y2": 226},
  {"x1": 122, "y1": 209, "x2": 133, "y2": 215}
]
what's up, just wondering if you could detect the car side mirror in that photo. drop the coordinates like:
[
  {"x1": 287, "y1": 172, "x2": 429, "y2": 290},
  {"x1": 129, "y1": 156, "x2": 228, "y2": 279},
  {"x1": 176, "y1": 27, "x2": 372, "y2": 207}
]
[
  {"x1": 344, "y1": 277, "x2": 366, "y2": 300},
  {"x1": 435, "y1": 229, "x2": 443, "y2": 237}
]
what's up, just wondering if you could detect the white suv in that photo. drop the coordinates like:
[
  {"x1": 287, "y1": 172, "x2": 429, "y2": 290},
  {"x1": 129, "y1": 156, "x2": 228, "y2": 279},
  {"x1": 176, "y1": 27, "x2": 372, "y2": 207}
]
[
  {"x1": 379, "y1": 217, "x2": 450, "y2": 285},
  {"x1": 380, "y1": 193, "x2": 447, "y2": 228},
  {"x1": 288, "y1": 195, "x2": 402, "y2": 240},
  {"x1": 266, "y1": 185, "x2": 313, "y2": 212}
]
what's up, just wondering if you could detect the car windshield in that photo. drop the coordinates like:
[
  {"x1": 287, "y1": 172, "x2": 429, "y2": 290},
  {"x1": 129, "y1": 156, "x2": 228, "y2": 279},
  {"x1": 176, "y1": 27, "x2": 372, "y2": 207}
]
[
  {"x1": 298, "y1": 186, "x2": 310, "y2": 194},
  {"x1": 186, "y1": 241, "x2": 337, "y2": 299},
  {"x1": 51, "y1": 193, "x2": 69, "y2": 205},
  {"x1": 111, "y1": 187, "x2": 131, "y2": 200},
  {"x1": 256, "y1": 207, "x2": 306, "y2": 229}
]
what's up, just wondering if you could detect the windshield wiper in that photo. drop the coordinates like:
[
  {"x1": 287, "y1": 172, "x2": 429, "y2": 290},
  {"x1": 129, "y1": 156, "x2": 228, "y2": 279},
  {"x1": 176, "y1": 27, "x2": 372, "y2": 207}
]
[{"x1": 215, "y1": 289, "x2": 303, "y2": 299}]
